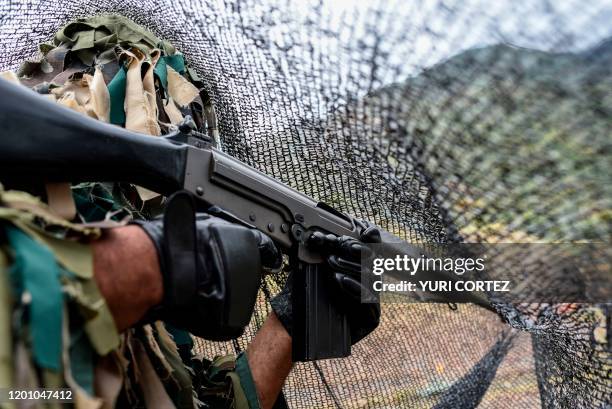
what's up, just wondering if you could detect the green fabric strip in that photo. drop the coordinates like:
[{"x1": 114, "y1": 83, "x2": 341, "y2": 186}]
[
  {"x1": 164, "y1": 323, "x2": 193, "y2": 347},
  {"x1": 154, "y1": 57, "x2": 168, "y2": 90},
  {"x1": 165, "y1": 54, "x2": 186, "y2": 74},
  {"x1": 69, "y1": 326, "x2": 95, "y2": 395},
  {"x1": 153, "y1": 326, "x2": 194, "y2": 409},
  {"x1": 6, "y1": 226, "x2": 62, "y2": 371},
  {"x1": 71, "y1": 30, "x2": 95, "y2": 52},
  {"x1": 55, "y1": 15, "x2": 160, "y2": 53},
  {"x1": 157, "y1": 40, "x2": 176, "y2": 56},
  {"x1": 208, "y1": 355, "x2": 235, "y2": 381},
  {"x1": 235, "y1": 352, "x2": 261, "y2": 409},
  {"x1": 107, "y1": 65, "x2": 127, "y2": 125},
  {"x1": 154, "y1": 54, "x2": 186, "y2": 90}
]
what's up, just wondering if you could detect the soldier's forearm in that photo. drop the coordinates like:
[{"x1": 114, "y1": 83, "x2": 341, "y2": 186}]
[
  {"x1": 90, "y1": 224, "x2": 294, "y2": 409},
  {"x1": 92, "y1": 226, "x2": 164, "y2": 331},
  {"x1": 247, "y1": 311, "x2": 293, "y2": 409}
]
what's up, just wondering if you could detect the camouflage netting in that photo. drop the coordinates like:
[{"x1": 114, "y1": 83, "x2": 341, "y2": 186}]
[{"x1": 0, "y1": 0, "x2": 610, "y2": 407}]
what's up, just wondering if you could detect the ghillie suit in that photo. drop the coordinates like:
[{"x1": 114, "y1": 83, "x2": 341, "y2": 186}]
[{"x1": 1, "y1": 15, "x2": 259, "y2": 409}]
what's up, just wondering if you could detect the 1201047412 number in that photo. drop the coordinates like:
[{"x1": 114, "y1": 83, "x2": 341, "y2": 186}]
[{"x1": 6, "y1": 389, "x2": 73, "y2": 401}]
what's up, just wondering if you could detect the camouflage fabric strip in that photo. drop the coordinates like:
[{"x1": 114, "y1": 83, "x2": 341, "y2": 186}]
[
  {"x1": 0, "y1": 249, "x2": 13, "y2": 394},
  {"x1": 54, "y1": 14, "x2": 165, "y2": 65},
  {"x1": 0, "y1": 187, "x2": 120, "y2": 355},
  {"x1": 234, "y1": 352, "x2": 261, "y2": 409},
  {"x1": 5, "y1": 225, "x2": 63, "y2": 371}
]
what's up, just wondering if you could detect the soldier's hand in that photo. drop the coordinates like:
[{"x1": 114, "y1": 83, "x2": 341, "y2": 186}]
[
  {"x1": 135, "y1": 191, "x2": 282, "y2": 340},
  {"x1": 271, "y1": 221, "x2": 381, "y2": 346}
]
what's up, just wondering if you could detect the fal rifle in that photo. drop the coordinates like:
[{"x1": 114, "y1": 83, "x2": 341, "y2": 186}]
[{"x1": 0, "y1": 79, "x2": 493, "y2": 361}]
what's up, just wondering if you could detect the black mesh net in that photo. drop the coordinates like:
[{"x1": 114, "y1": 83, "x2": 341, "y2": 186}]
[{"x1": 0, "y1": 1, "x2": 610, "y2": 407}]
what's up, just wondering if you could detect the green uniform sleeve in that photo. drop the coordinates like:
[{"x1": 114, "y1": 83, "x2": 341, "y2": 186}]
[{"x1": 234, "y1": 352, "x2": 261, "y2": 409}]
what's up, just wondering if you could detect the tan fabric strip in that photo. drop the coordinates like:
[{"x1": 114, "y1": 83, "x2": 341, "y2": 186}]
[
  {"x1": 45, "y1": 182, "x2": 77, "y2": 221},
  {"x1": 43, "y1": 93, "x2": 57, "y2": 102},
  {"x1": 84, "y1": 67, "x2": 110, "y2": 123},
  {"x1": 0, "y1": 71, "x2": 20, "y2": 84},
  {"x1": 142, "y1": 49, "x2": 161, "y2": 135},
  {"x1": 93, "y1": 352, "x2": 124, "y2": 409},
  {"x1": 166, "y1": 66, "x2": 199, "y2": 108},
  {"x1": 163, "y1": 98, "x2": 184, "y2": 124},
  {"x1": 56, "y1": 91, "x2": 87, "y2": 115},
  {"x1": 14, "y1": 342, "x2": 41, "y2": 392},
  {"x1": 124, "y1": 47, "x2": 163, "y2": 199},
  {"x1": 0, "y1": 188, "x2": 99, "y2": 237},
  {"x1": 123, "y1": 48, "x2": 149, "y2": 134},
  {"x1": 124, "y1": 48, "x2": 161, "y2": 135},
  {"x1": 132, "y1": 339, "x2": 177, "y2": 409}
]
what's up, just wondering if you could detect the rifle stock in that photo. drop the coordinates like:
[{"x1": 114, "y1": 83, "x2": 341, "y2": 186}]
[{"x1": 0, "y1": 79, "x2": 188, "y2": 194}]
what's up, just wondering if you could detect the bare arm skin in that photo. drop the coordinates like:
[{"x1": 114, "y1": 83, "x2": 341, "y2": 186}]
[
  {"x1": 92, "y1": 225, "x2": 163, "y2": 331},
  {"x1": 91, "y1": 225, "x2": 294, "y2": 407},
  {"x1": 247, "y1": 312, "x2": 293, "y2": 409}
]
